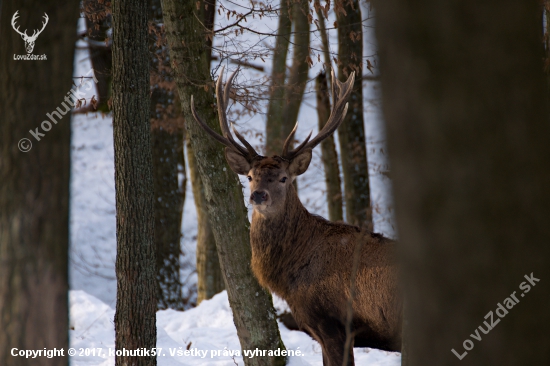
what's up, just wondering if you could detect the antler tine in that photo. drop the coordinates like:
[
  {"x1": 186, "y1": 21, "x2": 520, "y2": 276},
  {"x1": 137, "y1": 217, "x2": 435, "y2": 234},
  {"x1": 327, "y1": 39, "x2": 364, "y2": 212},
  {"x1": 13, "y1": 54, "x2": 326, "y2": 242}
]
[
  {"x1": 231, "y1": 123, "x2": 260, "y2": 157},
  {"x1": 331, "y1": 69, "x2": 339, "y2": 108},
  {"x1": 282, "y1": 122, "x2": 299, "y2": 157},
  {"x1": 307, "y1": 72, "x2": 354, "y2": 145},
  {"x1": 215, "y1": 66, "x2": 231, "y2": 138},
  {"x1": 215, "y1": 66, "x2": 258, "y2": 158},
  {"x1": 190, "y1": 68, "x2": 259, "y2": 159},
  {"x1": 283, "y1": 71, "x2": 355, "y2": 160},
  {"x1": 190, "y1": 95, "x2": 247, "y2": 155},
  {"x1": 292, "y1": 130, "x2": 313, "y2": 153},
  {"x1": 224, "y1": 68, "x2": 237, "y2": 112}
]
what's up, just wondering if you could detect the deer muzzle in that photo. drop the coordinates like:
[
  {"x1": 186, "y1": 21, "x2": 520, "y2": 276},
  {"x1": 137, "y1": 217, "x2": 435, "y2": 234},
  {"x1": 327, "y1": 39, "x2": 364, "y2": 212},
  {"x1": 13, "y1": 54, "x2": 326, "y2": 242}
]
[{"x1": 251, "y1": 191, "x2": 268, "y2": 205}]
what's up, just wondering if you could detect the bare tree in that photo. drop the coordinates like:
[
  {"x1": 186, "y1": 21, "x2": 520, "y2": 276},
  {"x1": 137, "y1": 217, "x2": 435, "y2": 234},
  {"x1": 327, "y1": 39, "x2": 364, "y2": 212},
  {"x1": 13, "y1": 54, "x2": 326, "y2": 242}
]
[
  {"x1": 543, "y1": 1, "x2": 550, "y2": 88},
  {"x1": 160, "y1": 0, "x2": 286, "y2": 364},
  {"x1": 81, "y1": 0, "x2": 189, "y2": 309},
  {"x1": 82, "y1": 0, "x2": 112, "y2": 113},
  {"x1": 149, "y1": 0, "x2": 187, "y2": 310},
  {"x1": 0, "y1": 2, "x2": 79, "y2": 365},
  {"x1": 189, "y1": 139, "x2": 225, "y2": 304},
  {"x1": 112, "y1": 0, "x2": 157, "y2": 364},
  {"x1": 192, "y1": 0, "x2": 225, "y2": 304},
  {"x1": 266, "y1": 0, "x2": 311, "y2": 156},
  {"x1": 315, "y1": 71, "x2": 343, "y2": 221},
  {"x1": 336, "y1": 0, "x2": 372, "y2": 229},
  {"x1": 265, "y1": 0, "x2": 291, "y2": 156},
  {"x1": 376, "y1": 0, "x2": 550, "y2": 364}
]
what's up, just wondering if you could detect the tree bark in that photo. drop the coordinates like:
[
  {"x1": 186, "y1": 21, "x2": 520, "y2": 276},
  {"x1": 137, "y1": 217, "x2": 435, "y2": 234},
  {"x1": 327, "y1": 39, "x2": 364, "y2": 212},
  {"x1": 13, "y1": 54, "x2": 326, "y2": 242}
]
[
  {"x1": 0, "y1": 2, "x2": 78, "y2": 365},
  {"x1": 543, "y1": 1, "x2": 550, "y2": 89},
  {"x1": 187, "y1": 139, "x2": 224, "y2": 304},
  {"x1": 266, "y1": 0, "x2": 310, "y2": 156},
  {"x1": 314, "y1": 0, "x2": 333, "y2": 86},
  {"x1": 192, "y1": 0, "x2": 224, "y2": 304},
  {"x1": 280, "y1": 0, "x2": 311, "y2": 139},
  {"x1": 112, "y1": 0, "x2": 157, "y2": 364},
  {"x1": 83, "y1": 0, "x2": 112, "y2": 113},
  {"x1": 160, "y1": 1, "x2": 286, "y2": 365},
  {"x1": 315, "y1": 72, "x2": 343, "y2": 221},
  {"x1": 376, "y1": 0, "x2": 550, "y2": 364},
  {"x1": 151, "y1": 129, "x2": 185, "y2": 309},
  {"x1": 149, "y1": 0, "x2": 186, "y2": 310},
  {"x1": 266, "y1": 0, "x2": 292, "y2": 156},
  {"x1": 336, "y1": 0, "x2": 372, "y2": 230}
]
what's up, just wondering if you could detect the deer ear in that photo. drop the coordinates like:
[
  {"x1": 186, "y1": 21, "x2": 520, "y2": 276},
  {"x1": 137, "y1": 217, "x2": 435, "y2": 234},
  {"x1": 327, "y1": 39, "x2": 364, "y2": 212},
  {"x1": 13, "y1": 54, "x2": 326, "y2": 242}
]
[
  {"x1": 224, "y1": 148, "x2": 251, "y2": 175},
  {"x1": 288, "y1": 148, "x2": 312, "y2": 177}
]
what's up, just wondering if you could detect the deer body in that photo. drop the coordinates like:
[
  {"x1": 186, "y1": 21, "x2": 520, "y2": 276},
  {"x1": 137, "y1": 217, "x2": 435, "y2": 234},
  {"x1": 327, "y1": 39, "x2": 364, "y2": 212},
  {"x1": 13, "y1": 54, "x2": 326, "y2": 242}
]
[
  {"x1": 248, "y1": 161, "x2": 401, "y2": 365},
  {"x1": 191, "y1": 68, "x2": 401, "y2": 366}
]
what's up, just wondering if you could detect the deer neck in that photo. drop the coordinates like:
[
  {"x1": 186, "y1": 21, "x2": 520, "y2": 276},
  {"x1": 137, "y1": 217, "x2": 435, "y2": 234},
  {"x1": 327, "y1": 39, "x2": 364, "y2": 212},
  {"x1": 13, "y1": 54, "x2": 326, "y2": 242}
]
[
  {"x1": 249, "y1": 184, "x2": 314, "y2": 296},
  {"x1": 251, "y1": 184, "x2": 308, "y2": 239}
]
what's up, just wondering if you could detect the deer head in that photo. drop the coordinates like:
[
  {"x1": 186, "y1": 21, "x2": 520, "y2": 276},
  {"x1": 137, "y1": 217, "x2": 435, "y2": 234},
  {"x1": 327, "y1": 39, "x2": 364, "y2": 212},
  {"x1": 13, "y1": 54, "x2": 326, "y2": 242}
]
[
  {"x1": 190, "y1": 67, "x2": 354, "y2": 216},
  {"x1": 11, "y1": 11, "x2": 49, "y2": 54}
]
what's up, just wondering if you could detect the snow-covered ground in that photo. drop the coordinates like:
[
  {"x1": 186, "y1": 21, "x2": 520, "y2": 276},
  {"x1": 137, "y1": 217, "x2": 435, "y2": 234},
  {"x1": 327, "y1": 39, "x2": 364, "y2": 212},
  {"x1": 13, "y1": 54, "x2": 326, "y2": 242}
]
[
  {"x1": 69, "y1": 3, "x2": 398, "y2": 365},
  {"x1": 69, "y1": 290, "x2": 400, "y2": 366}
]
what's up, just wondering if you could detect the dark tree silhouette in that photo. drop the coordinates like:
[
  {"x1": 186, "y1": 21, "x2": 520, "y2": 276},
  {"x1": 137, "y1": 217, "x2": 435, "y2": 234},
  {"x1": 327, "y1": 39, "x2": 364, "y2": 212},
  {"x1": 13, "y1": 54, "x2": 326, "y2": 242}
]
[
  {"x1": 160, "y1": 0, "x2": 286, "y2": 364},
  {"x1": 336, "y1": 0, "x2": 372, "y2": 229},
  {"x1": 149, "y1": 0, "x2": 187, "y2": 310},
  {"x1": 316, "y1": 71, "x2": 343, "y2": 221},
  {"x1": 266, "y1": 0, "x2": 311, "y2": 156},
  {"x1": 376, "y1": 0, "x2": 550, "y2": 364},
  {"x1": 191, "y1": 0, "x2": 225, "y2": 304},
  {"x1": 0, "y1": 1, "x2": 79, "y2": 365},
  {"x1": 112, "y1": 0, "x2": 157, "y2": 364}
]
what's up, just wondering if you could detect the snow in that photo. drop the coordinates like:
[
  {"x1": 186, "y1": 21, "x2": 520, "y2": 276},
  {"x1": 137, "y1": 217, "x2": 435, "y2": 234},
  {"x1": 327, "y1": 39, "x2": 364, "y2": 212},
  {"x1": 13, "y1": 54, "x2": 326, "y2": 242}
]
[
  {"x1": 69, "y1": 290, "x2": 401, "y2": 366},
  {"x1": 69, "y1": 3, "x2": 399, "y2": 365}
]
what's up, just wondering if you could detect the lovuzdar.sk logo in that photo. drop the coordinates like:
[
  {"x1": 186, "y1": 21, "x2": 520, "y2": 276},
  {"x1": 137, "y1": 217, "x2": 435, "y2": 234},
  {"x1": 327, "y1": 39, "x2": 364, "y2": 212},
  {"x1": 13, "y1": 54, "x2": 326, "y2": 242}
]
[{"x1": 12, "y1": 10, "x2": 48, "y2": 61}]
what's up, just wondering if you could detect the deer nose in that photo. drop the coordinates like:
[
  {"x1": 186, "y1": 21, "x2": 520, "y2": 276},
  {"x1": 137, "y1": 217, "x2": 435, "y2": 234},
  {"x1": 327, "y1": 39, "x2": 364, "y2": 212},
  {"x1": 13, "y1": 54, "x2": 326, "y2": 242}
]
[{"x1": 251, "y1": 191, "x2": 268, "y2": 204}]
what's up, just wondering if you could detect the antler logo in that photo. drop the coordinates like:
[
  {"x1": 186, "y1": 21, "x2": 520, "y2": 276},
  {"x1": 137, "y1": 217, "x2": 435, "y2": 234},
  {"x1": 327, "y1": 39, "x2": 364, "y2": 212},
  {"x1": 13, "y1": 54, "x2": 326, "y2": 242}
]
[{"x1": 11, "y1": 11, "x2": 49, "y2": 54}]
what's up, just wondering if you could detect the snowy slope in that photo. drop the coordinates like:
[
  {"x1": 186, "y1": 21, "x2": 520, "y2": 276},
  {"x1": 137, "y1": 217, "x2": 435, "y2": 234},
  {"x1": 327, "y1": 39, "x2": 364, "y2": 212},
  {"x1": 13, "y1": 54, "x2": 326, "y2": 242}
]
[
  {"x1": 69, "y1": 3, "x2": 399, "y2": 365},
  {"x1": 69, "y1": 290, "x2": 401, "y2": 366}
]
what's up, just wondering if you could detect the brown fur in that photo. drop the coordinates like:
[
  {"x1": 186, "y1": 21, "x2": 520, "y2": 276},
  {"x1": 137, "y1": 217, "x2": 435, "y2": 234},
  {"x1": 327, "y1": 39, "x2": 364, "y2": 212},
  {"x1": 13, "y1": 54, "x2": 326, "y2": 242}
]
[
  {"x1": 245, "y1": 157, "x2": 401, "y2": 366},
  {"x1": 191, "y1": 68, "x2": 400, "y2": 366}
]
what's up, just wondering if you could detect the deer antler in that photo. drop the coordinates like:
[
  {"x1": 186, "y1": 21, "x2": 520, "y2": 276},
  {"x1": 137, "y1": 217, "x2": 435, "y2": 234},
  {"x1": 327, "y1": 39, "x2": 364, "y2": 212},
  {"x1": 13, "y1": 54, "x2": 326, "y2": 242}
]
[
  {"x1": 190, "y1": 66, "x2": 260, "y2": 161},
  {"x1": 11, "y1": 11, "x2": 27, "y2": 38},
  {"x1": 281, "y1": 70, "x2": 355, "y2": 161}
]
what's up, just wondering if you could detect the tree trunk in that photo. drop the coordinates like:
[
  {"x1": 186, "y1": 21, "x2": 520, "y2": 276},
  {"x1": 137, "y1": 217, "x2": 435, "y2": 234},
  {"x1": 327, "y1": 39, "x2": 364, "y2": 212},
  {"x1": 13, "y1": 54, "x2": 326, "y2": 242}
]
[
  {"x1": 266, "y1": 0, "x2": 292, "y2": 156},
  {"x1": 149, "y1": 0, "x2": 186, "y2": 310},
  {"x1": 281, "y1": 0, "x2": 311, "y2": 137},
  {"x1": 151, "y1": 129, "x2": 185, "y2": 309},
  {"x1": 543, "y1": 1, "x2": 550, "y2": 89},
  {"x1": 160, "y1": 1, "x2": 286, "y2": 365},
  {"x1": 83, "y1": 0, "x2": 112, "y2": 113},
  {"x1": 314, "y1": 0, "x2": 333, "y2": 85},
  {"x1": 336, "y1": 0, "x2": 372, "y2": 230},
  {"x1": 0, "y1": 2, "x2": 78, "y2": 365},
  {"x1": 376, "y1": 0, "x2": 550, "y2": 364},
  {"x1": 192, "y1": 0, "x2": 224, "y2": 305},
  {"x1": 266, "y1": 0, "x2": 310, "y2": 156},
  {"x1": 315, "y1": 72, "x2": 343, "y2": 221},
  {"x1": 112, "y1": 0, "x2": 157, "y2": 364},
  {"x1": 187, "y1": 139, "x2": 224, "y2": 303}
]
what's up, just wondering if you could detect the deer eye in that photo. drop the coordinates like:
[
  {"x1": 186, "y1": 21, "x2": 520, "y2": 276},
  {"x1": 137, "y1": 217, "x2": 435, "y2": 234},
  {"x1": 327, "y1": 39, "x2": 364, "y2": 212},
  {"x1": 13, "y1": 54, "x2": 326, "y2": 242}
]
[
  {"x1": 247, "y1": 176, "x2": 252, "y2": 182},
  {"x1": 280, "y1": 177, "x2": 287, "y2": 183}
]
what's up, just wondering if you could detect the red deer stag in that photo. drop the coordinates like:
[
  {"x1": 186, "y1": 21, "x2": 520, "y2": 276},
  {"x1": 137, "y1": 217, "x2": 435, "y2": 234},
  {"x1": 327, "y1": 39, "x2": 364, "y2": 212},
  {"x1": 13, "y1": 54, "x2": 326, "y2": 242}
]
[{"x1": 191, "y1": 68, "x2": 401, "y2": 366}]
